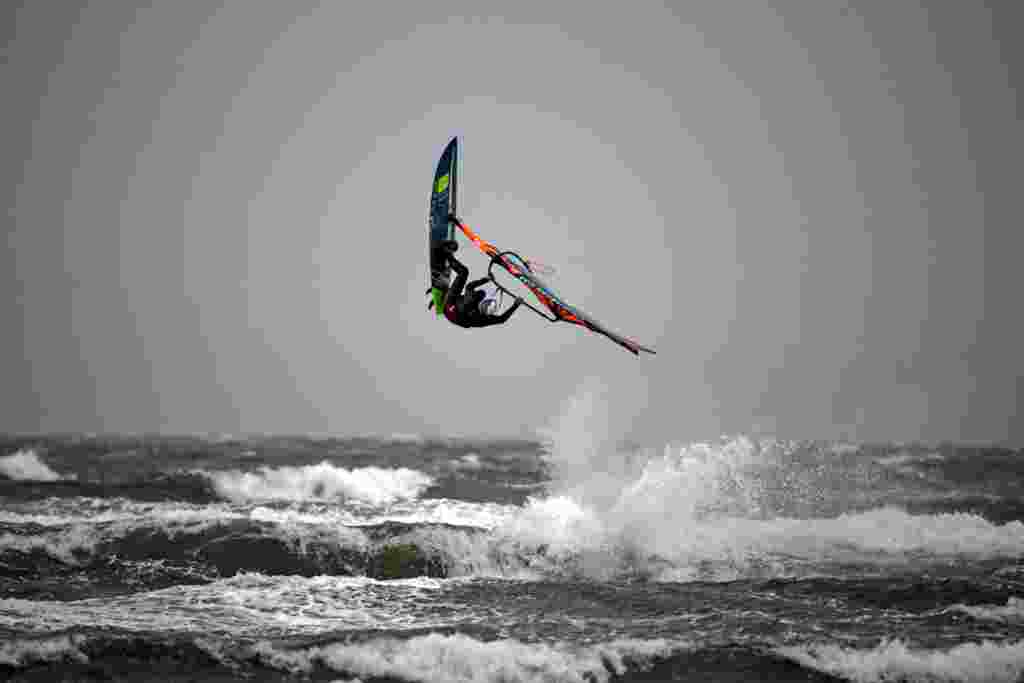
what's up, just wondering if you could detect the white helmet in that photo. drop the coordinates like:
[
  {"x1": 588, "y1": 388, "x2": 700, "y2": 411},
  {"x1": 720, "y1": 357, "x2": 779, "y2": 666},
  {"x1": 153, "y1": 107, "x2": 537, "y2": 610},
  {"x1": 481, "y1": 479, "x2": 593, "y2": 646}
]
[
  {"x1": 478, "y1": 295, "x2": 499, "y2": 315},
  {"x1": 477, "y1": 285, "x2": 500, "y2": 315}
]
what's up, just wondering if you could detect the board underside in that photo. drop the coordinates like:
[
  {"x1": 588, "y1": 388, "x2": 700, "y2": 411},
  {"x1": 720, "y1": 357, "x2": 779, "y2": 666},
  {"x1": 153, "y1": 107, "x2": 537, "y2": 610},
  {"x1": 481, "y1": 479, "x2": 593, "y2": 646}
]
[{"x1": 428, "y1": 138, "x2": 458, "y2": 290}]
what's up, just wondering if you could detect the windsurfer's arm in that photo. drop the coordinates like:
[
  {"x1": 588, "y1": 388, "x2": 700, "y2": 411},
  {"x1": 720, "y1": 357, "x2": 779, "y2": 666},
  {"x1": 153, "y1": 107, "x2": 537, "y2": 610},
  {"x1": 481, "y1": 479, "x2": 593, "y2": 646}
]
[
  {"x1": 490, "y1": 297, "x2": 522, "y2": 324},
  {"x1": 466, "y1": 277, "x2": 490, "y2": 293}
]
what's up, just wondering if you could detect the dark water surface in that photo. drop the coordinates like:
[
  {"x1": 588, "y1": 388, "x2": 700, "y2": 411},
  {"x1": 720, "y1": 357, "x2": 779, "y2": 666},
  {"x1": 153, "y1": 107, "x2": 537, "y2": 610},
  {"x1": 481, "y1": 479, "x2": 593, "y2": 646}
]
[{"x1": 1, "y1": 432, "x2": 1023, "y2": 682}]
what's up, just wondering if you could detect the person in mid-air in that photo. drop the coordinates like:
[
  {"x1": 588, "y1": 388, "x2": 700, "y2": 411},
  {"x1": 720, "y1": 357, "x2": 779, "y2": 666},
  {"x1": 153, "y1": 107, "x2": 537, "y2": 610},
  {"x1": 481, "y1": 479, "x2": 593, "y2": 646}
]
[{"x1": 430, "y1": 252, "x2": 521, "y2": 328}]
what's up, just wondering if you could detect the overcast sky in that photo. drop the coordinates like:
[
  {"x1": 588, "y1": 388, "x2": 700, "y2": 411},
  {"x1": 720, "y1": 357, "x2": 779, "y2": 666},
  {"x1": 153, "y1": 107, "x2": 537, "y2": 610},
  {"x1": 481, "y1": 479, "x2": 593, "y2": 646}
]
[{"x1": 3, "y1": 1, "x2": 1021, "y2": 445}]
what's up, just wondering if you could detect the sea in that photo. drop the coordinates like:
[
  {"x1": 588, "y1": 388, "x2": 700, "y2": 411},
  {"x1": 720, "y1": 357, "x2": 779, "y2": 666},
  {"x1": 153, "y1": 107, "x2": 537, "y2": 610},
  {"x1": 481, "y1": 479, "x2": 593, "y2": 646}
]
[{"x1": 2, "y1": 405, "x2": 1023, "y2": 681}]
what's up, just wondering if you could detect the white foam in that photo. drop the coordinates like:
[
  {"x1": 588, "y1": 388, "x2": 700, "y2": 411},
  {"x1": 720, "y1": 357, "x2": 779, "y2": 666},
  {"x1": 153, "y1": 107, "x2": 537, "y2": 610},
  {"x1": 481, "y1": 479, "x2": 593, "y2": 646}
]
[
  {"x1": 456, "y1": 453, "x2": 483, "y2": 470},
  {"x1": 0, "y1": 526, "x2": 106, "y2": 563},
  {"x1": 203, "y1": 462, "x2": 434, "y2": 504},
  {"x1": 829, "y1": 442, "x2": 862, "y2": 455},
  {"x1": 247, "y1": 498, "x2": 513, "y2": 530},
  {"x1": 0, "y1": 634, "x2": 88, "y2": 666},
  {"x1": 203, "y1": 574, "x2": 452, "y2": 632},
  {"x1": 0, "y1": 449, "x2": 73, "y2": 481},
  {"x1": 951, "y1": 598, "x2": 1024, "y2": 622},
  {"x1": 255, "y1": 633, "x2": 681, "y2": 683},
  {"x1": 0, "y1": 500, "x2": 249, "y2": 563},
  {"x1": 0, "y1": 513, "x2": 371, "y2": 566},
  {"x1": 0, "y1": 495, "x2": 522, "y2": 569},
  {"x1": 877, "y1": 451, "x2": 946, "y2": 466},
  {"x1": 0, "y1": 574, "x2": 457, "y2": 637},
  {"x1": 495, "y1": 491, "x2": 1024, "y2": 582},
  {"x1": 0, "y1": 495, "x2": 513, "y2": 531},
  {"x1": 0, "y1": 499, "x2": 243, "y2": 527},
  {"x1": 777, "y1": 638, "x2": 1024, "y2": 683}
]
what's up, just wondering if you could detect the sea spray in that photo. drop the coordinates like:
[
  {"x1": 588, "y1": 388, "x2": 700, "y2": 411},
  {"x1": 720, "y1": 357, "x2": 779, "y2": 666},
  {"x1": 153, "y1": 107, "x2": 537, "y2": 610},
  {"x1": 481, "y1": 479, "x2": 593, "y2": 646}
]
[{"x1": 500, "y1": 381, "x2": 1024, "y2": 581}]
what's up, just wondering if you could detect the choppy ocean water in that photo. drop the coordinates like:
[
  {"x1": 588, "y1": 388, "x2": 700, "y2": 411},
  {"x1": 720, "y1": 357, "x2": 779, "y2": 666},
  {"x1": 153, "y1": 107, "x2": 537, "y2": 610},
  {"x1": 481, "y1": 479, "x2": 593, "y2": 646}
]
[{"x1": 1, "y1": 417, "x2": 1023, "y2": 681}]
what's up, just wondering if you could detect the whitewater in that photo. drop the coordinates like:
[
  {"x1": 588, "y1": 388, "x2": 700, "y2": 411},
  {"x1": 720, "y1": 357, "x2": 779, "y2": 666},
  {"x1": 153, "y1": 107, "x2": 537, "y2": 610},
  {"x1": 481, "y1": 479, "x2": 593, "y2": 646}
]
[{"x1": 2, "y1": 390, "x2": 1023, "y2": 681}]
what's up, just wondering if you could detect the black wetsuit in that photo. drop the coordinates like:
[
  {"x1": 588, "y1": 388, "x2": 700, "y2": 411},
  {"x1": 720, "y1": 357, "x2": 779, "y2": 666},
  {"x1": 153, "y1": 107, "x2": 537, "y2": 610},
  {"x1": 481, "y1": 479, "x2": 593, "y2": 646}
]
[{"x1": 443, "y1": 254, "x2": 521, "y2": 328}]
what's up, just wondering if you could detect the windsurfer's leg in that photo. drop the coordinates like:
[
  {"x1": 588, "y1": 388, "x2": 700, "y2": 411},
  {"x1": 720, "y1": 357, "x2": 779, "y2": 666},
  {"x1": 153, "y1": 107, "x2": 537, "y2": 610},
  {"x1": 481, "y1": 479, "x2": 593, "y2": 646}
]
[{"x1": 445, "y1": 254, "x2": 469, "y2": 308}]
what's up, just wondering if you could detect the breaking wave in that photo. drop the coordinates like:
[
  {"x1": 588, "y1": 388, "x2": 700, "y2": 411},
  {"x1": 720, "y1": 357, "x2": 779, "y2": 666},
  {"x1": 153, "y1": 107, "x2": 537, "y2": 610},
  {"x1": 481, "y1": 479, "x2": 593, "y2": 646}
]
[
  {"x1": 202, "y1": 462, "x2": 434, "y2": 504},
  {"x1": 0, "y1": 449, "x2": 73, "y2": 482},
  {"x1": 0, "y1": 629, "x2": 685, "y2": 683},
  {"x1": 776, "y1": 638, "x2": 1024, "y2": 683},
  {"x1": 2, "y1": 398, "x2": 1022, "y2": 587},
  {"x1": 252, "y1": 633, "x2": 682, "y2": 683},
  {"x1": 491, "y1": 380, "x2": 1024, "y2": 581},
  {"x1": 951, "y1": 598, "x2": 1024, "y2": 622},
  {"x1": 494, "y1": 496, "x2": 1024, "y2": 582},
  {"x1": 3, "y1": 499, "x2": 1023, "y2": 587},
  {"x1": 0, "y1": 633, "x2": 89, "y2": 667}
]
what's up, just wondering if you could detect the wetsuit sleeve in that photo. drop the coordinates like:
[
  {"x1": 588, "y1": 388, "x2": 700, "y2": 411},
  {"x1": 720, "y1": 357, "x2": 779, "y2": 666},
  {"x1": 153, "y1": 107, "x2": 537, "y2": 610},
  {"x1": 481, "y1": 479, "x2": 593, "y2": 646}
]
[
  {"x1": 466, "y1": 277, "x2": 490, "y2": 293},
  {"x1": 473, "y1": 297, "x2": 520, "y2": 327},
  {"x1": 493, "y1": 297, "x2": 522, "y2": 323}
]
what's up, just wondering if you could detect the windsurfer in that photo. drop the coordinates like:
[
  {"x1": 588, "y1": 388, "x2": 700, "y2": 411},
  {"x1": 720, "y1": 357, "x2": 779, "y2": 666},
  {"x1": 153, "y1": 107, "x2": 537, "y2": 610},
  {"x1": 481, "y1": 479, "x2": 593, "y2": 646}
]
[{"x1": 430, "y1": 253, "x2": 521, "y2": 328}]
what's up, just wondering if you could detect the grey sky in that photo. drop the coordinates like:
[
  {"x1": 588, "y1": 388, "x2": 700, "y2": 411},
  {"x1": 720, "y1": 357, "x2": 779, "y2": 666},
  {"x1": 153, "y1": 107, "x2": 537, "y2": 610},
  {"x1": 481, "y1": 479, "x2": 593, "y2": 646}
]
[{"x1": 3, "y1": 1, "x2": 1021, "y2": 445}]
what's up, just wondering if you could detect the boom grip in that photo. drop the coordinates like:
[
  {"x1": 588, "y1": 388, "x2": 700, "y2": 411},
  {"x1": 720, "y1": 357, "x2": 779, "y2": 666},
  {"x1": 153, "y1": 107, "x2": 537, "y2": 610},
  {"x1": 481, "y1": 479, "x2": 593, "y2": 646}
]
[{"x1": 488, "y1": 251, "x2": 559, "y2": 322}]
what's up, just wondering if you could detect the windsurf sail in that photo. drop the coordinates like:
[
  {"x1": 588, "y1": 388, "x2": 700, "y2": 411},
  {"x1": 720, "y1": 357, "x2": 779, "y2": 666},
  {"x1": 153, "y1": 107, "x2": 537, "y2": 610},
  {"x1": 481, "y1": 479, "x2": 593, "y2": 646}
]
[{"x1": 452, "y1": 217, "x2": 656, "y2": 356}]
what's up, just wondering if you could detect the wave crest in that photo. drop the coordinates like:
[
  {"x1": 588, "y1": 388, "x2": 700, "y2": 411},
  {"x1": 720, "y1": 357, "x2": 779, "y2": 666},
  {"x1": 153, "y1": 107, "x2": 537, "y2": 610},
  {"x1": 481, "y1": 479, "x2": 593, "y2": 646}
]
[
  {"x1": 952, "y1": 598, "x2": 1024, "y2": 622},
  {"x1": 254, "y1": 633, "x2": 681, "y2": 683},
  {"x1": 203, "y1": 462, "x2": 434, "y2": 504},
  {"x1": 776, "y1": 638, "x2": 1024, "y2": 683},
  {"x1": 0, "y1": 634, "x2": 89, "y2": 667},
  {"x1": 0, "y1": 449, "x2": 74, "y2": 482}
]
